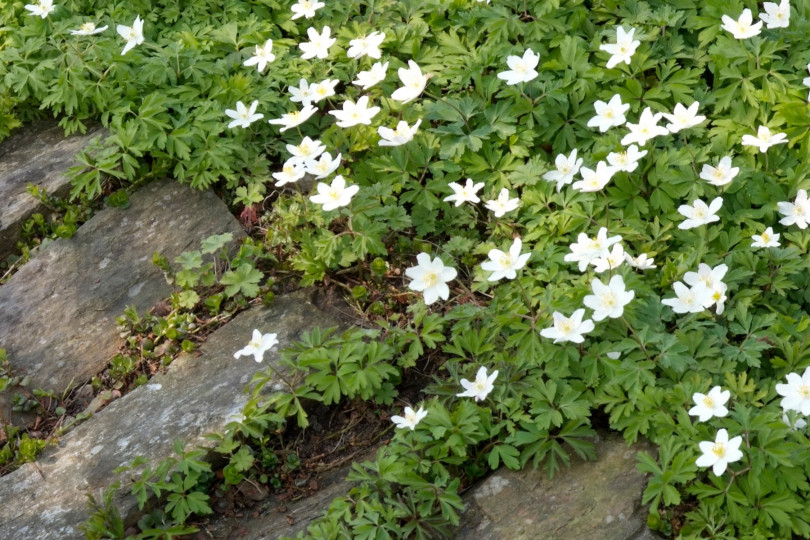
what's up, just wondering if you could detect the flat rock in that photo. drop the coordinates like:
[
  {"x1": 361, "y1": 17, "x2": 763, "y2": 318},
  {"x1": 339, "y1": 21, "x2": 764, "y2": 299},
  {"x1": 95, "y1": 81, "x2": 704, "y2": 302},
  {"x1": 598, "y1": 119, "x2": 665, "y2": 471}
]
[
  {"x1": 0, "y1": 178, "x2": 243, "y2": 417},
  {"x1": 455, "y1": 432, "x2": 661, "y2": 540},
  {"x1": 0, "y1": 290, "x2": 353, "y2": 539},
  {"x1": 0, "y1": 121, "x2": 105, "y2": 259}
]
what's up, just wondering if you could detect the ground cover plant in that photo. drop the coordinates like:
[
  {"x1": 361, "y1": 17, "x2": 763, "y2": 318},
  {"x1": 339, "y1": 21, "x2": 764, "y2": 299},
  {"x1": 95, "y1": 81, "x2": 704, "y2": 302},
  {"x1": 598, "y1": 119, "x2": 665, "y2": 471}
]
[{"x1": 4, "y1": 0, "x2": 810, "y2": 537}]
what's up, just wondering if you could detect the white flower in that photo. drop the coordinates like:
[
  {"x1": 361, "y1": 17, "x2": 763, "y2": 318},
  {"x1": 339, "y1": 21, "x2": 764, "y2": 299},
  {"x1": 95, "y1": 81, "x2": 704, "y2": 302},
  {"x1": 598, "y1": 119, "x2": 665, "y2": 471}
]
[
  {"x1": 759, "y1": 0, "x2": 791, "y2": 29},
  {"x1": 481, "y1": 237, "x2": 531, "y2": 281},
  {"x1": 304, "y1": 152, "x2": 341, "y2": 179},
  {"x1": 688, "y1": 386, "x2": 731, "y2": 422},
  {"x1": 405, "y1": 253, "x2": 457, "y2": 305},
  {"x1": 290, "y1": 0, "x2": 325, "y2": 19},
  {"x1": 778, "y1": 189, "x2": 810, "y2": 229},
  {"x1": 310, "y1": 79, "x2": 339, "y2": 104},
  {"x1": 572, "y1": 161, "x2": 617, "y2": 192},
  {"x1": 233, "y1": 329, "x2": 279, "y2": 363},
  {"x1": 583, "y1": 275, "x2": 635, "y2": 321},
  {"x1": 353, "y1": 61, "x2": 389, "y2": 90},
  {"x1": 625, "y1": 252, "x2": 656, "y2": 270},
  {"x1": 661, "y1": 282, "x2": 713, "y2": 314},
  {"x1": 621, "y1": 107, "x2": 669, "y2": 146},
  {"x1": 663, "y1": 102, "x2": 706, "y2": 133},
  {"x1": 347, "y1": 31, "x2": 385, "y2": 59},
  {"x1": 71, "y1": 22, "x2": 108, "y2": 36},
  {"x1": 117, "y1": 15, "x2": 144, "y2": 55},
  {"x1": 564, "y1": 227, "x2": 622, "y2": 272},
  {"x1": 683, "y1": 263, "x2": 728, "y2": 313},
  {"x1": 309, "y1": 175, "x2": 359, "y2": 211},
  {"x1": 592, "y1": 243, "x2": 626, "y2": 273},
  {"x1": 696, "y1": 429, "x2": 744, "y2": 476},
  {"x1": 721, "y1": 8, "x2": 763, "y2": 39},
  {"x1": 286, "y1": 136, "x2": 326, "y2": 164},
  {"x1": 288, "y1": 79, "x2": 314, "y2": 107},
  {"x1": 391, "y1": 405, "x2": 428, "y2": 430},
  {"x1": 457, "y1": 367, "x2": 498, "y2": 401},
  {"x1": 700, "y1": 156, "x2": 739, "y2": 186},
  {"x1": 244, "y1": 39, "x2": 276, "y2": 72},
  {"x1": 540, "y1": 309, "x2": 595, "y2": 344},
  {"x1": 378, "y1": 119, "x2": 421, "y2": 147},
  {"x1": 328, "y1": 95, "x2": 380, "y2": 128},
  {"x1": 683, "y1": 262, "x2": 728, "y2": 291},
  {"x1": 587, "y1": 94, "x2": 630, "y2": 132},
  {"x1": 607, "y1": 145, "x2": 648, "y2": 173},
  {"x1": 391, "y1": 60, "x2": 429, "y2": 104},
  {"x1": 678, "y1": 197, "x2": 723, "y2": 230},
  {"x1": 299, "y1": 26, "x2": 336, "y2": 60},
  {"x1": 273, "y1": 159, "x2": 306, "y2": 187},
  {"x1": 741, "y1": 125, "x2": 788, "y2": 152},
  {"x1": 496, "y1": 49, "x2": 540, "y2": 85},
  {"x1": 776, "y1": 367, "x2": 810, "y2": 415},
  {"x1": 484, "y1": 188, "x2": 520, "y2": 218},
  {"x1": 225, "y1": 100, "x2": 264, "y2": 129},
  {"x1": 267, "y1": 105, "x2": 318, "y2": 132},
  {"x1": 599, "y1": 26, "x2": 640, "y2": 69},
  {"x1": 543, "y1": 149, "x2": 583, "y2": 192},
  {"x1": 444, "y1": 178, "x2": 484, "y2": 207},
  {"x1": 24, "y1": 0, "x2": 54, "y2": 18},
  {"x1": 751, "y1": 227, "x2": 781, "y2": 248}
]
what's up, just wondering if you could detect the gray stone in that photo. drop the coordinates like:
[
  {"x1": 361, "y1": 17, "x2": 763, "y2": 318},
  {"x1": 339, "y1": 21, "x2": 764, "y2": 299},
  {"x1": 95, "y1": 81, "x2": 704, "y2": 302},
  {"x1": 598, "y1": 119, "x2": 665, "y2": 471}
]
[
  {"x1": 455, "y1": 432, "x2": 661, "y2": 540},
  {"x1": 0, "y1": 178, "x2": 243, "y2": 418},
  {"x1": 0, "y1": 121, "x2": 104, "y2": 259},
  {"x1": 0, "y1": 290, "x2": 353, "y2": 539}
]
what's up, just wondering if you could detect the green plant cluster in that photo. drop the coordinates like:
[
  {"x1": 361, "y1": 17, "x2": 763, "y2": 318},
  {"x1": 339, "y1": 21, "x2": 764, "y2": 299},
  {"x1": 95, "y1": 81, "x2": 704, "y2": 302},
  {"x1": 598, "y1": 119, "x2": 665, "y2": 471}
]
[{"x1": 4, "y1": 0, "x2": 810, "y2": 538}]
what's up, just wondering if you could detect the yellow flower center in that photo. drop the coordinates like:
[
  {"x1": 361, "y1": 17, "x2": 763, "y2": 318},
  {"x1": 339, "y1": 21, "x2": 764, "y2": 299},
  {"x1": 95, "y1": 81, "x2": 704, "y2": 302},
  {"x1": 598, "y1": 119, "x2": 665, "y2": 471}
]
[
  {"x1": 799, "y1": 385, "x2": 810, "y2": 399},
  {"x1": 423, "y1": 271, "x2": 438, "y2": 287},
  {"x1": 702, "y1": 396, "x2": 715, "y2": 408},
  {"x1": 712, "y1": 442, "x2": 726, "y2": 457}
]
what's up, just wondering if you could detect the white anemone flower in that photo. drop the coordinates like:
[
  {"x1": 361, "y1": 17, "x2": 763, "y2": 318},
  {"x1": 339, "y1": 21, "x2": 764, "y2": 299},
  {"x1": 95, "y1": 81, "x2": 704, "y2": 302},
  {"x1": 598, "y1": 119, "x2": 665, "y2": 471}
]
[
  {"x1": 405, "y1": 253, "x2": 457, "y2": 305},
  {"x1": 540, "y1": 309, "x2": 595, "y2": 344},
  {"x1": 496, "y1": 49, "x2": 540, "y2": 85},
  {"x1": 599, "y1": 26, "x2": 640, "y2": 69},
  {"x1": 583, "y1": 275, "x2": 634, "y2": 321},
  {"x1": 391, "y1": 60, "x2": 429, "y2": 104},
  {"x1": 484, "y1": 188, "x2": 520, "y2": 218},
  {"x1": 309, "y1": 175, "x2": 359, "y2": 211},
  {"x1": 677, "y1": 197, "x2": 723, "y2": 230},
  {"x1": 688, "y1": 386, "x2": 731, "y2": 422},
  {"x1": 456, "y1": 367, "x2": 498, "y2": 401},
  {"x1": 233, "y1": 329, "x2": 278, "y2": 363},
  {"x1": 587, "y1": 94, "x2": 630, "y2": 132},
  {"x1": 695, "y1": 429, "x2": 744, "y2": 476},
  {"x1": 481, "y1": 237, "x2": 531, "y2": 281},
  {"x1": 391, "y1": 406, "x2": 428, "y2": 430}
]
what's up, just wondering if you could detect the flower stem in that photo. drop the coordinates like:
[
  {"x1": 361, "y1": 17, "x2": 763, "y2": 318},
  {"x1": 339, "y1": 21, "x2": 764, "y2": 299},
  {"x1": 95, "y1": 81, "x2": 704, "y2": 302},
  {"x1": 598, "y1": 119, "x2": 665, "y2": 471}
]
[{"x1": 622, "y1": 316, "x2": 652, "y2": 362}]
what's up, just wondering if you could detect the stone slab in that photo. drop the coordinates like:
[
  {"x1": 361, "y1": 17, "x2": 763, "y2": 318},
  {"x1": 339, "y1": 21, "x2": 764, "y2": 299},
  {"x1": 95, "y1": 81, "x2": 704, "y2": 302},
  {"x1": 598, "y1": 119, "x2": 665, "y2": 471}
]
[
  {"x1": 455, "y1": 432, "x2": 661, "y2": 540},
  {"x1": 0, "y1": 290, "x2": 353, "y2": 539},
  {"x1": 0, "y1": 178, "x2": 244, "y2": 416},
  {"x1": 0, "y1": 121, "x2": 105, "y2": 259}
]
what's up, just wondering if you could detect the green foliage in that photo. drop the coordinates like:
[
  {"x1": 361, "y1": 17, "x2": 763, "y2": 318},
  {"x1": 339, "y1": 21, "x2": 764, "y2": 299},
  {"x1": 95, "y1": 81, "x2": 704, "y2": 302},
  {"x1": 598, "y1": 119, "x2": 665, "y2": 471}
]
[{"x1": 3, "y1": 0, "x2": 808, "y2": 537}]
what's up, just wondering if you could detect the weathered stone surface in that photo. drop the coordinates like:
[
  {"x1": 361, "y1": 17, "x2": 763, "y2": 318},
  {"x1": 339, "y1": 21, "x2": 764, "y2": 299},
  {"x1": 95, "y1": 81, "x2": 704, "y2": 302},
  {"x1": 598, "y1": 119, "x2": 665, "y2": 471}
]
[
  {"x1": 0, "y1": 121, "x2": 104, "y2": 259},
  {"x1": 0, "y1": 178, "x2": 243, "y2": 417},
  {"x1": 0, "y1": 290, "x2": 353, "y2": 539},
  {"x1": 455, "y1": 432, "x2": 661, "y2": 540}
]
